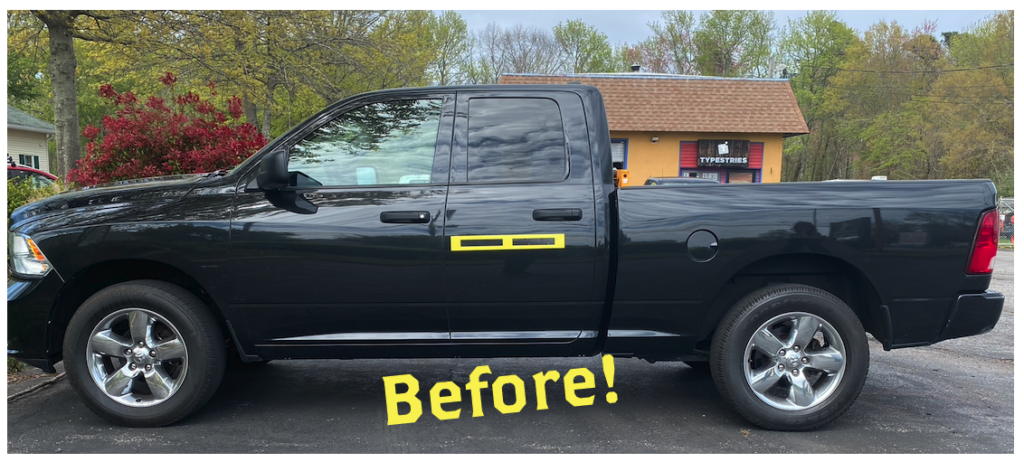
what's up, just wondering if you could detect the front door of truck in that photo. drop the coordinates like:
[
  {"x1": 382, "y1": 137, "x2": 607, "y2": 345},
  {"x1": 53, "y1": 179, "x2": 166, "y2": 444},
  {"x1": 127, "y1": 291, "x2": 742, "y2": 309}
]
[
  {"x1": 231, "y1": 92, "x2": 455, "y2": 357},
  {"x1": 443, "y1": 90, "x2": 600, "y2": 356}
]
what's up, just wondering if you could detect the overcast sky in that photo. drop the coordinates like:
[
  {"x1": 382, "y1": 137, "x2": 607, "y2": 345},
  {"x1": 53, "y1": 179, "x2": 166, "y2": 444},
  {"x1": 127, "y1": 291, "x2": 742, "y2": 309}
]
[{"x1": 452, "y1": 10, "x2": 1001, "y2": 45}]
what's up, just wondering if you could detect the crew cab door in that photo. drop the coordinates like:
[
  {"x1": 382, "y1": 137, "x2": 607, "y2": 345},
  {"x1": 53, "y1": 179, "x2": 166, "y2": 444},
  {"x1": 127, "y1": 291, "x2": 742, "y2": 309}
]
[
  {"x1": 230, "y1": 92, "x2": 455, "y2": 357},
  {"x1": 443, "y1": 90, "x2": 600, "y2": 355}
]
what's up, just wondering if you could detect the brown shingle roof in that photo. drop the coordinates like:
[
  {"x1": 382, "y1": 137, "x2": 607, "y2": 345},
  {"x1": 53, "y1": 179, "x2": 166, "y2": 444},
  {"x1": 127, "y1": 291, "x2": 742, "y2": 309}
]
[{"x1": 499, "y1": 73, "x2": 809, "y2": 136}]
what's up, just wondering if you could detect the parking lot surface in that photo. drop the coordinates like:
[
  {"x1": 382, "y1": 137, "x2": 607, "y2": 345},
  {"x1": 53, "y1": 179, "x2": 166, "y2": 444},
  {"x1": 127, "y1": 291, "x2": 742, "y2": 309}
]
[{"x1": 7, "y1": 252, "x2": 1014, "y2": 453}]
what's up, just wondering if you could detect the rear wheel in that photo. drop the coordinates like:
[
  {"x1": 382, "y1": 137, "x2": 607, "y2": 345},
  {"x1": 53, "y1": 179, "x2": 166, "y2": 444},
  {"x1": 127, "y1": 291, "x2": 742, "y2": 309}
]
[
  {"x1": 709, "y1": 283, "x2": 869, "y2": 431},
  {"x1": 64, "y1": 280, "x2": 226, "y2": 427}
]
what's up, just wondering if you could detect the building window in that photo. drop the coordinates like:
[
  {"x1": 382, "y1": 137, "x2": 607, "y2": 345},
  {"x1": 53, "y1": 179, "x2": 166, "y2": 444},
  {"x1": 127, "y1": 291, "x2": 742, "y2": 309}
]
[
  {"x1": 680, "y1": 169, "x2": 721, "y2": 182},
  {"x1": 727, "y1": 170, "x2": 755, "y2": 184},
  {"x1": 18, "y1": 155, "x2": 40, "y2": 169},
  {"x1": 611, "y1": 139, "x2": 627, "y2": 168}
]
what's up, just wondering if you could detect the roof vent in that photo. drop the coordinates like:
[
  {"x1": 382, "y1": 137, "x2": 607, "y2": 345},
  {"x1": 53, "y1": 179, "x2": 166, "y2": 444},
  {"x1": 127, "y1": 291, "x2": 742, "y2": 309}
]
[{"x1": 630, "y1": 65, "x2": 641, "y2": 72}]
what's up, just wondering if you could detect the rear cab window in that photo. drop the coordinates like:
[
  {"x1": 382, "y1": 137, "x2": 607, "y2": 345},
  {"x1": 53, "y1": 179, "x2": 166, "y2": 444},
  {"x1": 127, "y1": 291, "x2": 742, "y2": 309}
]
[{"x1": 465, "y1": 98, "x2": 567, "y2": 184}]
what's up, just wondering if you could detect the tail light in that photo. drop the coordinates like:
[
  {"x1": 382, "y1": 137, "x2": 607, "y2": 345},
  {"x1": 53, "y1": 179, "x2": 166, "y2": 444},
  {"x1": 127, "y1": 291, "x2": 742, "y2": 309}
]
[{"x1": 966, "y1": 209, "x2": 999, "y2": 274}]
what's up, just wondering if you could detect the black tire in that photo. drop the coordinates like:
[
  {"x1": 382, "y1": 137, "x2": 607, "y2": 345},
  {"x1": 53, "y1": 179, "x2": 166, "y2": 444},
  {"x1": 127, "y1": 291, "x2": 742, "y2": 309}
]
[
  {"x1": 709, "y1": 283, "x2": 869, "y2": 431},
  {"x1": 63, "y1": 280, "x2": 227, "y2": 427}
]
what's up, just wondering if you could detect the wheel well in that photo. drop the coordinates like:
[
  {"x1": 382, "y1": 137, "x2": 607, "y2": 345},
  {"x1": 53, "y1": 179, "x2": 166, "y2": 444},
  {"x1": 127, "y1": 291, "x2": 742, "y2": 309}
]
[
  {"x1": 49, "y1": 260, "x2": 230, "y2": 360},
  {"x1": 695, "y1": 253, "x2": 888, "y2": 350}
]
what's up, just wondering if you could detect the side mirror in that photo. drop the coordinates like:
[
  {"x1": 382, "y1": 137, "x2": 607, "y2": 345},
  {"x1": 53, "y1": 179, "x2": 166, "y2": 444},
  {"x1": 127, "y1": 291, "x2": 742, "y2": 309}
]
[{"x1": 257, "y1": 150, "x2": 290, "y2": 190}]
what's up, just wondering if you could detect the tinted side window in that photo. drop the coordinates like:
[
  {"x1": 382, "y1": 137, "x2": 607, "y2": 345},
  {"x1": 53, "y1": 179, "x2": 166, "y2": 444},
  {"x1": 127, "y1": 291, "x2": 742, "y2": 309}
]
[
  {"x1": 288, "y1": 99, "x2": 443, "y2": 187},
  {"x1": 467, "y1": 98, "x2": 566, "y2": 183}
]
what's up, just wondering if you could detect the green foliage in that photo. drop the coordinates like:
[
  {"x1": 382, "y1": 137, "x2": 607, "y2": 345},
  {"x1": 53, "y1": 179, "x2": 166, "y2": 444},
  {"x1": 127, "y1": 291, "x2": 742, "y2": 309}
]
[
  {"x1": 778, "y1": 11, "x2": 1012, "y2": 195},
  {"x1": 553, "y1": 19, "x2": 614, "y2": 73},
  {"x1": 646, "y1": 11, "x2": 698, "y2": 74},
  {"x1": 778, "y1": 11, "x2": 859, "y2": 181},
  {"x1": 7, "y1": 51, "x2": 43, "y2": 102},
  {"x1": 7, "y1": 178, "x2": 70, "y2": 223},
  {"x1": 6, "y1": 10, "x2": 1012, "y2": 194},
  {"x1": 429, "y1": 11, "x2": 470, "y2": 85},
  {"x1": 8, "y1": 357, "x2": 26, "y2": 374},
  {"x1": 632, "y1": 10, "x2": 777, "y2": 77},
  {"x1": 692, "y1": 10, "x2": 776, "y2": 77},
  {"x1": 780, "y1": 11, "x2": 858, "y2": 122},
  {"x1": 7, "y1": 179, "x2": 35, "y2": 222}
]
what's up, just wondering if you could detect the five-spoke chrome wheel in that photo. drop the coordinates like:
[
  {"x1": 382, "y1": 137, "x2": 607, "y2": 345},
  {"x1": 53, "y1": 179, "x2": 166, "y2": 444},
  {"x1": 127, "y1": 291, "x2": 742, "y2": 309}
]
[
  {"x1": 86, "y1": 308, "x2": 188, "y2": 407},
  {"x1": 743, "y1": 311, "x2": 846, "y2": 411}
]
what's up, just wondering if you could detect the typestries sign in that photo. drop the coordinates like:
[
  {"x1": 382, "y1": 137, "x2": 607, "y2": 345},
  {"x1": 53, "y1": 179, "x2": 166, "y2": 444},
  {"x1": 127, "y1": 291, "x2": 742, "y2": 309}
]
[{"x1": 698, "y1": 140, "x2": 750, "y2": 168}]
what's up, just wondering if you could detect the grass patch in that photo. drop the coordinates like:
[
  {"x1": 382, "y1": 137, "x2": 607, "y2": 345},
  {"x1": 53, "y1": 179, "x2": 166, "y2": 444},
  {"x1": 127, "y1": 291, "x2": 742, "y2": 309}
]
[{"x1": 8, "y1": 357, "x2": 26, "y2": 374}]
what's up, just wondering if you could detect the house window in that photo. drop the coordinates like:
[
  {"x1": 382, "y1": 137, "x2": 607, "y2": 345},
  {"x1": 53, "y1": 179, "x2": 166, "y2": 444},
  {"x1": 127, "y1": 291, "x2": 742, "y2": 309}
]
[
  {"x1": 611, "y1": 140, "x2": 627, "y2": 168},
  {"x1": 18, "y1": 155, "x2": 40, "y2": 169}
]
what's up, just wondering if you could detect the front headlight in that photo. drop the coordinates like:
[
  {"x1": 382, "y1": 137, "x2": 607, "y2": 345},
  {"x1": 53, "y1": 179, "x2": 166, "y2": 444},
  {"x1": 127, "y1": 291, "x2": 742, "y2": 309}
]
[{"x1": 8, "y1": 233, "x2": 52, "y2": 277}]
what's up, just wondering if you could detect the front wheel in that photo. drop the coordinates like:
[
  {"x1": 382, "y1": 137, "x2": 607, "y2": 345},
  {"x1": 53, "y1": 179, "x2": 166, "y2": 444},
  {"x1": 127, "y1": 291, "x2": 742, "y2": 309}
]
[
  {"x1": 64, "y1": 280, "x2": 226, "y2": 427},
  {"x1": 709, "y1": 284, "x2": 869, "y2": 431}
]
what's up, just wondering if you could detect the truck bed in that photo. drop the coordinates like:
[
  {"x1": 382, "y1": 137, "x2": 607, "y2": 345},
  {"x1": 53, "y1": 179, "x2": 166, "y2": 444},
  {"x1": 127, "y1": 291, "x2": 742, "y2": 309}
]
[{"x1": 606, "y1": 179, "x2": 998, "y2": 357}]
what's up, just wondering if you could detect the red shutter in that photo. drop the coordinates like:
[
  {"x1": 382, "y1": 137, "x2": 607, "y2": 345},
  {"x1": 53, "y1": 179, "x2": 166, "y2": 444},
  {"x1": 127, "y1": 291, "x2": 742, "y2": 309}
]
[
  {"x1": 749, "y1": 142, "x2": 764, "y2": 169},
  {"x1": 680, "y1": 142, "x2": 698, "y2": 168}
]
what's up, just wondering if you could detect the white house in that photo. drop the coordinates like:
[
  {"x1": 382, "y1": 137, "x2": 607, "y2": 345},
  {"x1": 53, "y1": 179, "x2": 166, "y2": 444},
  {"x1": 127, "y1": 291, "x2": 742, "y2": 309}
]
[{"x1": 8, "y1": 106, "x2": 55, "y2": 173}]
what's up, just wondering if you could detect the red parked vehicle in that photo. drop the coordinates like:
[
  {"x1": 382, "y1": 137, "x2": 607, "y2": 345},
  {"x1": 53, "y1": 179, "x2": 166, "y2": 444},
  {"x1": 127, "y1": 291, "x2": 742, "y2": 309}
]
[{"x1": 7, "y1": 155, "x2": 58, "y2": 188}]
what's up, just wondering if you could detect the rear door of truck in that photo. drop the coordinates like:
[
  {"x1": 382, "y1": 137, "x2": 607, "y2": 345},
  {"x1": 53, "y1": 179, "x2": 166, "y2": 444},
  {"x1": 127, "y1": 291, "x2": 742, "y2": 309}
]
[{"x1": 443, "y1": 89, "x2": 601, "y2": 355}]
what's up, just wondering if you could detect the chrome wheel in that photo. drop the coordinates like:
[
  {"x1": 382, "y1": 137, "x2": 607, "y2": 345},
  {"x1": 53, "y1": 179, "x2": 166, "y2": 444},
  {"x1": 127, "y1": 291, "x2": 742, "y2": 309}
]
[
  {"x1": 86, "y1": 308, "x2": 188, "y2": 407},
  {"x1": 743, "y1": 312, "x2": 846, "y2": 411}
]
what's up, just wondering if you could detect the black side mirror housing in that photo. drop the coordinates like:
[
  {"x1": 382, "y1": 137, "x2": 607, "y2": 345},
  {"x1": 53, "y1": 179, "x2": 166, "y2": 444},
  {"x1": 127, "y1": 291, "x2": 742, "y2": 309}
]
[{"x1": 257, "y1": 150, "x2": 290, "y2": 190}]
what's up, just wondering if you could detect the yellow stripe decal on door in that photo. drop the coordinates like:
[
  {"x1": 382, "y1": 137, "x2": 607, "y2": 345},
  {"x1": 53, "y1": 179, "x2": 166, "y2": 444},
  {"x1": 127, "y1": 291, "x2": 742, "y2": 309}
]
[{"x1": 450, "y1": 234, "x2": 565, "y2": 251}]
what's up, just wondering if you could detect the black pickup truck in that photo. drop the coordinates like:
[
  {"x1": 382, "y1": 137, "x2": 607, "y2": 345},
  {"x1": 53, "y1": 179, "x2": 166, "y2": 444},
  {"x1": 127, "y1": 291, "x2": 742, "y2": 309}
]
[{"x1": 8, "y1": 85, "x2": 1004, "y2": 430}]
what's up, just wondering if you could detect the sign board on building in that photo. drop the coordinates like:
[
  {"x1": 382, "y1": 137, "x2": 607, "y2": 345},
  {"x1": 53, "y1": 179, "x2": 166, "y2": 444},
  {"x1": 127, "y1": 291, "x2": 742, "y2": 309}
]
[{"x1": 698, "y1": 140, "x2": 750, "y2": 168}]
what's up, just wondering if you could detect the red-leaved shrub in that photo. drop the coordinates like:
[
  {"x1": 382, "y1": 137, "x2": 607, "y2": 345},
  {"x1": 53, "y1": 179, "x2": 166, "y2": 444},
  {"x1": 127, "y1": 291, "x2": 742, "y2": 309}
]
[{"x1": 69, "y1": 73, "x2": 267, "y2": 186}]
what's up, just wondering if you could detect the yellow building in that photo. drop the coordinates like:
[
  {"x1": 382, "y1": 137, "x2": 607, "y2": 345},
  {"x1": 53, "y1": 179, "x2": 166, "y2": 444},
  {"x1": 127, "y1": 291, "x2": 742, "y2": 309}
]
[{"x1": 499, "y1": 73, "x2": 809, "y2": 185}]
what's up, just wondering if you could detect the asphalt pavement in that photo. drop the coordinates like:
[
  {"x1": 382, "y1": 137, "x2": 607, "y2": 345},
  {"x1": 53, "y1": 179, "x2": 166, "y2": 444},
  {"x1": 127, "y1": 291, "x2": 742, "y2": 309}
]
[{"x1": 7, "y1": 251, "x2": 1014, "y2": 453}]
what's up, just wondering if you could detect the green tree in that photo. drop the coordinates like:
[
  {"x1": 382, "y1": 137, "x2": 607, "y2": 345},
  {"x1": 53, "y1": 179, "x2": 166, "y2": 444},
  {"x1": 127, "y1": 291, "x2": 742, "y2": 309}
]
[
  {"x1": 633, "y1": 10, "x2": 777, "y2": 77},
  {"x1": 613, "y1": 37, "x2": 675, "y2": 73},
  {"x1": 553, "y1": 19, "x2": 614, "y2": 73},
  {"x1": 692, "y1": 10, "x2": 775, "y2": 77},
  {"x1": 778, "y1": 10, "x2": 858, "y2": 181},
  {"x1": 429, "y1": 11, "x2": 470, "y2": 85},
  {"x1": 829, "y1": 21, "x2": 947, "y2": 181},
  {"x1": 931, "y1": 11, "x2": 1013, "y2": 195},
  {"x1": 95, "y1": 11, "x2": 439, "y2": 139},
  {"x1": 647, "y1": 11, "x2": 698, "y2": 74},
  {"x1": 8, "y1": 10, "x2": 135, "y2": 177},
  {"x1": 7, "y1": 51, "x2": 43, "y2": 102},
  {"x1": 744, "y1": 11, "x2": 779, "y2": 78},
  {"x1": 799, "y1": 12, "x2": 1013, "y2": 196}
]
